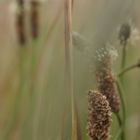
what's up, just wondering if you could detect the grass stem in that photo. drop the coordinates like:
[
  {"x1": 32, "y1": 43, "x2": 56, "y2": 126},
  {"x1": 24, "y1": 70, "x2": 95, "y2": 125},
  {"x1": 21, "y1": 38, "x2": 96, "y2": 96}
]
[
  {"x1": 121, "y1": 44, "x2": 127, "y2": 70},
  {"x1": 121, "y1": 44, "x2": 127, "y2": 85},
  {"x1": 118, "y1": 64, "x2": 138, "y2": 77},
  {"x1": 64, "y1": 0, "x2": 79, "y2": 140},
  {"x1": 116, "y1": 79, "x2": 127, "y2": 140}
]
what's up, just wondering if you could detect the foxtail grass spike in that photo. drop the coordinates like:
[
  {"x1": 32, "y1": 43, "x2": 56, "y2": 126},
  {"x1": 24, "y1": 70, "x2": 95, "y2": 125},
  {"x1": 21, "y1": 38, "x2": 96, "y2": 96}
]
[{"x1": 87, "y1": 90, "x2": 112, "y2": 140}]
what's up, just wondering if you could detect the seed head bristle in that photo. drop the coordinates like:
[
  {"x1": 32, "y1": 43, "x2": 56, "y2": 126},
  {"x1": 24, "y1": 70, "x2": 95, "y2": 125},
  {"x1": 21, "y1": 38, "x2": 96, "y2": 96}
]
[
  {"x1": 95, "y1": 46, "x2": 118, "y2": 63},
  {"x1": 87, "y1": 90, "x2": 112, "y2": 140}
]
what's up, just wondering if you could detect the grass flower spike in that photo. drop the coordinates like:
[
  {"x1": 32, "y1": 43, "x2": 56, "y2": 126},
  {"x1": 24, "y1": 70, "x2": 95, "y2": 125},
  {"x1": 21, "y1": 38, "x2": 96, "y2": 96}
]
[
  {"x1": 119, "y1": 23, "x2": 131, "y2": 46},
  {"x1": 96, "y1": 47, "x2": 120, "y2": 113},
  {"x1": 87, "y1": 90, "x2": 112, "y2": 140}
]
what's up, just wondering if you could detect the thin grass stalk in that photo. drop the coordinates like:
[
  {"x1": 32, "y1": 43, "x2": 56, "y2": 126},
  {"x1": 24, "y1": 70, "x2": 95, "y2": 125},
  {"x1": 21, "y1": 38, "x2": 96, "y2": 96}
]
[
  {"x1": 118, "y1": 22, "x2": 130, "y2": 139},
  {"x1": 114, "y1": 127, "x2": 123, "y2": 140},
  {"x1": 30, "y1": 1, "x2": 41, "y2": 139},
  {"x1": 118, "y1": 59, "x2": 140, "y2": 77},
  {"x1": 2, "y1": 0, "x2": 31, "y2": 138},
  {"x1": 116, "y1": 78, "x2": 127, "y2": 140},
  {"x1": 22, "y1": 3, "x2": 63, "y2": 139},
  {"x1": 119, "y1": 22, "x2": 131, "y2": 85},
  {"x1": 120, "y1": 44, "x2": 127, "y2": 85},
  {"x1": 21, "y1": 42, "x2": 40, "y2": 140},
  {"x1": 60, "y1": 110, "x2": 67, "y2": 140},
  {"x1": 115, "y1": 113, "x2": 122, "y2": 128},
  {"x1": 3, "y1": 47, "x2": 31, "y2": 140},
  {"x1": 22, "y1": 1, "x2": 41, "y2": 139},
  {"x1": 114, "y1": 113, "x2": 123, "y2": 140},
  {"x1": 118, "y1": 64, "x2": 138, "y2": 77},
  {"x1": 121, "y1": 45, "x2": 127, "y2": 71},
  {"x1": 36, "y1": 2, "x2": 64, "y2": 68},
  {"x1": 64, "y1": 0, "x2": 78, "y2": 140}
]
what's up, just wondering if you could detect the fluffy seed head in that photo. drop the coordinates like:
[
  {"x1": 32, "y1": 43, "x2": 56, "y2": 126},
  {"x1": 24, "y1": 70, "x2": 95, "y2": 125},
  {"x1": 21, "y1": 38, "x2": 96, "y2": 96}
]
[
  {"x1": 95, "y1": 46, "x2": 118, "y2": 63},
  {"x1": 87, "y1": 90, "x2": 112, "y2": 140}
]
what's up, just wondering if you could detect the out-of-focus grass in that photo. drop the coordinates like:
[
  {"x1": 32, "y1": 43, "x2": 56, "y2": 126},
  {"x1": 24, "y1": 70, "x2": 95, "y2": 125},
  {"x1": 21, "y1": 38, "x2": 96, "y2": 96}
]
[{"x1": 0, "y1": 0, "x2": 140, "y2": 140}]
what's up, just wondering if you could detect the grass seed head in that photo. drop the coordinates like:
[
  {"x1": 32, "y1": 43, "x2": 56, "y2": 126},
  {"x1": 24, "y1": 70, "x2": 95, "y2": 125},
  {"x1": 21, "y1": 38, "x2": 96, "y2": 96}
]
[
  {"x1": 87, "y1": 90, "x2": 112, "y2": 140},
  {"x1": 30, "y1": 0, "x2": 40, "y2": 39},
  {"x1": 118, "y1": 23, "x2": 131, "y2": 46},
  {"x1": 16, "y1": 0, "x2": 26, "y2": 45},
  {"x1": 96, "y1": 47, "x2": 120, "y2": 113}
]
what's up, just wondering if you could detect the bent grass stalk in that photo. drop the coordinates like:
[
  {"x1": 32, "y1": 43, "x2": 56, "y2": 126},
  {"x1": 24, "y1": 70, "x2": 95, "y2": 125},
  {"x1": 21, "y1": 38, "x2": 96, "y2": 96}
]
[{"x1": 118, "y1": 63, "x2": 140, "y2": 77}]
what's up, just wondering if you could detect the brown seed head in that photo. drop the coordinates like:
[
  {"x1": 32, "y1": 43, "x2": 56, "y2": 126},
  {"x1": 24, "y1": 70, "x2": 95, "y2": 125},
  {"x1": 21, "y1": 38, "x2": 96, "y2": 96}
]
[
  {"x1": 87, "y1": 90, "x2": 112, "y2": 140},
  {"x1": 96, "y1": 50, "x2": 120, "y2": 113},
  {"x1": 16, "y1": 0, "x2": 26, "y2": 45},
  {"x1": 17, "y1": 0, "x2": 24, "y2": 7},
  {"x1": 119, "y1": 23, "x2": 131, "y2": 46},
  {"x1": 30, "y1": 0, "x2": 40, "y2": 39}
]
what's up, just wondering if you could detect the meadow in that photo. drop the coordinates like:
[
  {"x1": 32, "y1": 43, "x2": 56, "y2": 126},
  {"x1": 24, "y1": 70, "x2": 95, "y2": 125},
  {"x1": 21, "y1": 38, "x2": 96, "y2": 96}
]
[{"x1": 0, "y1": 0, "x2": 140, "y2": 140}]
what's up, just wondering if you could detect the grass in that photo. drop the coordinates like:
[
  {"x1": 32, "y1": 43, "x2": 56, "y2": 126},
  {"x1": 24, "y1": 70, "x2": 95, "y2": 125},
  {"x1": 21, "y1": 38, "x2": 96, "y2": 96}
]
[{"x1": 0, "y1": 0, "x2": 140, "y2": 140}]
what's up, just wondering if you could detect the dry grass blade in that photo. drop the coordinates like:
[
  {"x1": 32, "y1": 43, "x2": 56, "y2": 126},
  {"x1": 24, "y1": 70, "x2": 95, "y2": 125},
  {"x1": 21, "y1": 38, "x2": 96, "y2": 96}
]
[{"x1": 64, "y1": 0, "x2": 79, "y2": 140}]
